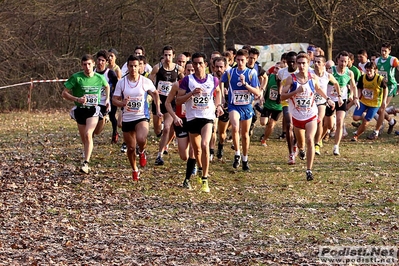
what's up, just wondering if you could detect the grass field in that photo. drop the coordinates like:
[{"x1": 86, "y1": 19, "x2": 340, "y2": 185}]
[{"x1": 0, "y1": 108, "x2": 398, "y2": 265}]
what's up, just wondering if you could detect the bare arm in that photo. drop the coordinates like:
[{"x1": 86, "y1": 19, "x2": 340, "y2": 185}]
[
  {"x1": 176, "y1": 88, "x2": 195, "y2": 106},
  {"x1": 62, "y1": 88, "x2": 86, "y2": 105},
  {"x1": 112, "y1": 95, "x2": 127, "y2": 108},
  {"x1": 148, "y1": 89, "x2": 162, "y2": 118},
  {"x1": 280, "y1": 76, "x2": 294, "y2": 101},
  {"x1": 214, "y1": 85, "x2": 224, "y2": 117},
  {"x1": 165, "y1": 81, "x2": 180, "y2": 120},
  {"x1": 148, "y1": 63, "x2": 160, "y2": 84}
]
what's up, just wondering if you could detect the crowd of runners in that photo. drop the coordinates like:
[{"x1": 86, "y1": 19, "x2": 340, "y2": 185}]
[{"x1": 62, "y1": 43, "x2": 399, "y2": 191}]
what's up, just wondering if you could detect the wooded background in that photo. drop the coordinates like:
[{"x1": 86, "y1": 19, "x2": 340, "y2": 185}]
[{"x1": 1, "y1": 0, "x2": 399, "y2": 110}]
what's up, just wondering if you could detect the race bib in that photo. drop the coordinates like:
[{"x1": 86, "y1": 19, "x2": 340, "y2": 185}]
[
  {"x1": 233, "y1": 90, "x2": 251, "y2": 105},
  {"x1": 295, "y1": 97, "x2": 311, "y2": 109},
  {"x1": 84, "y1": 94, "x2": 98, "y2": 106},
  {"x1": 315, "y1": 93, "x2": 323, "y2": 102},
  {"x1": 101, "y1": 87, "x2": 106, "y2": 96},
  {"x1": 379, "y1": 70, "x2": 388, "y2": 82},
  {"x1": 362, "y1": 89, "x2": 374, "y2": 100},
  {"x1": 192, "y1": 93, "x2": 210, "y2": 109},
  {"x1": 126, "y1": 97, "x2": 142, "y2": 112},
  {"x1": 269, "y1": 89, "x2": 278, "y2": 101},
  {"x1": 157, "y1": 80, "x2": 172, "y2": 96}
]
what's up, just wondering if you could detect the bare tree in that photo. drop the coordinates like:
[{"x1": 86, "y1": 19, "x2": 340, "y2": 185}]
[{"x1": 186, "y1": 0, "x2": 277, "y2": 52}]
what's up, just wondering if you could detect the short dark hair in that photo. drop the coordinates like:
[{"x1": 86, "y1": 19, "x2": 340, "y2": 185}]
[
  {"x1": 126, "y1": 55, "x2": 140, "y2": 64},
  {"x1": 365, "y1": 61, "x2": 377, "y2": 70},
  {"x1": 382, "y1": 42, "x2": 392, "y2": 50},
  {"x1": 163, "y1": 45, "x2": 175, "y2": 54},
  {"x1": 286, "y1": 51, "x2": 297, "y2": 58},
  {"x1": 249, "y1": 48, "x2": 260, "y2": 56},
  {"x1": 242, "y1": 45, "x2": 251, "y2": 51},
  {"x1": 357, "y1": 49, "x2": 367, "y2": 56},
  {"x1": 81, "y1": 54, "x2": 95, "y2": 62},
  {"x1": 338, "y1": 51, "x2": 350, "y2": 58},
  {"x1": 138, "y1": 55, "x2": 147, "y2": 64},
  {"x1": 108, "y1": 48, "x2": 118, "y2": 56},
  {"x1": 182, "y1": 51, "x2": 191, "y2": 58},
  {"x1": 227, "y1": 47, "x2": 237, "y2": 56},
  {"x1": 191, "y1": 52, "x2": 207, "y2": 61},
  {"x1": 213, "y1": 56, "x2": 227, "y2": 66},
  {"x1": 134, "y1": 45, "x2": 145, "y2": 55},
  {"x1": 185, "y1": 60, "x2": 193, "y2": 69},
  {"x1": 96, "y1": 50, "x2": 109, "y2": 60},
  {"x1": 236, "y1": 49, "x2": 249, "y2": 57}
]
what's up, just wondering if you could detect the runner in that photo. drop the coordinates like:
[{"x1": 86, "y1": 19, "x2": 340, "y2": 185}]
[
  {"x1": 325, "y1": 51, "x2": 359, "y2": 155},
  {"x1": 277, "y1": 51, "x2": 298, "y2": 164},
  {"x1": 352, "y1": 62, "x2": 387, "y2": 141},
  {"x1": 62, "y1": 54, "x2": 110, "y2": 174},
  {"x1": 149, "y1": 45, "x2": 184, "y2": 165},
  {"x1": 220, "y1": 49, "x2": 261, "y2": 171},
  {"x1": 165, "y1": 61, "x2": 197, "y2": 189},
  {"x1": 281, "y1": 53, "x2": 335, "y2": 181},
  {"x1": 259, "y1": 62, "x2": 282, "y2": 146},
  {"x1": 93, "y1": 50, "x2": 118, "y2": 137},
  {"x1": 112, "y1": 55, "x2": 162, "y2": 181},
  {"x1": 371, "y1": 42, "x2": 399, "y2": 138},
  {"x1": 108, "y1": 48, "x2": 122, "y2": 144},
  {"x1": 176, "y1": 52, "x2": 224, "y2": 192},
  {"x1": 214, "y1": 57, "x2": 230, "y2": 160},
  {"x1": 313, "y1": 55, "x2": 340, "y2": 155}
]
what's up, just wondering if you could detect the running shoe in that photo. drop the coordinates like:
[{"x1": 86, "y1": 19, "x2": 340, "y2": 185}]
[
  {"x1": 333, "y1": 145, "x2": 340, "y2": 156},
  {"x1": 261, "y1": 139, "x2": 267, "y2": 147},
  {"x1": 299, "y1": 149, "x2": 306, "y2": 160},
  {"x1": 351, "y1": 135, "x2": 358, "y2": 142},
  {"x1": 201, "y1": 179, "x2": 210, "y2": 193},
  {"x1": 155, "y1": 156, "x2": 164, "y2": 166},
  {"x1": 315, "y1": 145, "x2": 320, "y2": 155},
  {"x1": 288, "y1": 153, "x2": 295, "y2": 165},
  {"x1": 242, "y1": 161, "x2": 250, "y2": 171},
  {"x1": 120, "y1": 143, "x2": 127, "y2": 153},
  {"x1": 163, "y1": 145, "x2": 169, "y2": 155},
  {"x1": 192, "y1": 166, "x2": 198, "y2": 176},
  {"x1": 317, "y1": 140, "x2": 323, "y2": 148},
  {"x1": 351, "y1": 121, "x2": 361, "y2": 128},
  {"x1": 367, "y1": 131, "x2": 378, "y2": 140},
  {"x1": 132, "y1": 170, "x2": 140, "y2": 181},
  {"x1": 80, "y1": 161, "x2": 90, "y2": 174},
  {"x1": 306, "y1": 170, "x2": 314, "y2": 181},
  {"x1": 139, "y1": 150, "x2": 147, "y2": 167},
  {"x1": 111, "y1": 132, "x2": 119, "y2": 144},
  {"x1": 216, "y1": 143, "x2": 223, "y2": 159},
  {"x1": 343, "y1": 127, "x2": 348, "y2": 137},
  {"x1": 210, "y1": 149, "x2": 214, "y2": 162},
  {"x1": 233, "y1": 155, "x2": 241, "y2": 169},
  {"x1": 278, "y1": 132, "x2": 286, "y2": 139},
  {"x1": 293, "y1": 145, "x2": 298, "y2": 157},
  {"x1": 182, "y1": 179, "x2": 192, "y2": 190},
  {"x1": 388, "y1": 119, "x2": 397, "y2": 134}
]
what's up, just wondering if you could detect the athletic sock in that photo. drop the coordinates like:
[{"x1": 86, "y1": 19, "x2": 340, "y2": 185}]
[{"x1": 185, "y1": 158, "x2": 196, "y2": 180}]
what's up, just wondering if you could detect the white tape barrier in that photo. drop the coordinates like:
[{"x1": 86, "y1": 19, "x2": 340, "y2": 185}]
[{"x1": 0, "y1": 79, "x2": 67, "y2": 90}]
